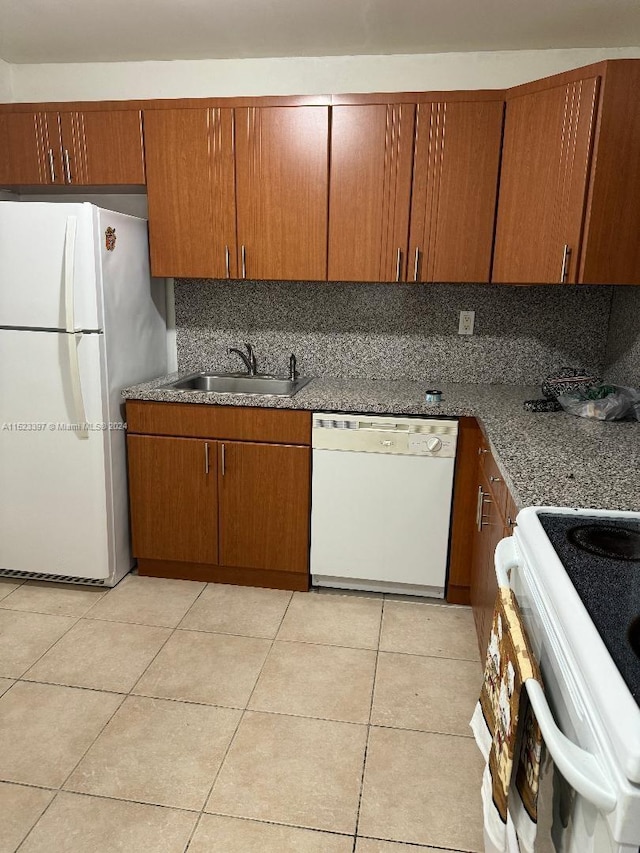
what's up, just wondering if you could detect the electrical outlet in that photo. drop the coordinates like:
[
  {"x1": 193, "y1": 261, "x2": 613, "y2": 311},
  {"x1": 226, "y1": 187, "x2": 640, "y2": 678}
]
[{"x1": 458, "y1": 310, "x2": 475, "y2": 335}]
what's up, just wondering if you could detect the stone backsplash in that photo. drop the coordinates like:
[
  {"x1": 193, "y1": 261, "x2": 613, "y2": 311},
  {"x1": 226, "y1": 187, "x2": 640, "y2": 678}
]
[
  {"x1": 604, "y1": 286, "x2": 640, "y2": 387},
  {"x1": 175, "y1": 279, "x2": 614, "y2": 386}
]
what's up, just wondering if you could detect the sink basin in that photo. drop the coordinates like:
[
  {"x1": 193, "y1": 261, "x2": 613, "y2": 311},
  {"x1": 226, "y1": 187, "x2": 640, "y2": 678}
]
[{"x1": 161, "y1": 372, "x2": 312, "y2": 398}]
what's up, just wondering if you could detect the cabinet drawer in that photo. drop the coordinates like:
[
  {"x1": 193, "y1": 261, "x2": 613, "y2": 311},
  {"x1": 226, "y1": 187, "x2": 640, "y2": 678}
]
[
  {"x1": 478, "y1": 438, "x2": 507, "y2": 518},
  {"x1": 126, "y1": 400, "x2": 312, "y2": 446}
]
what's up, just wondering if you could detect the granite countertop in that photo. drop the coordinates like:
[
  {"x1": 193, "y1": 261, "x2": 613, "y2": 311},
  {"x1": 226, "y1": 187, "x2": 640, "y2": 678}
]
[{"x1": 123, "y1": 373, "x2": 640, "y2": 513}]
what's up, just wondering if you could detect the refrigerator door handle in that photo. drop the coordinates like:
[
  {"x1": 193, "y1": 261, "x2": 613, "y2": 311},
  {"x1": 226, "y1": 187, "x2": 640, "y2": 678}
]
[
  {"x1": 66, "y1": 332, "x2": 89, "y2": 440},
  {"x1": 61, "y1": 217, "x2": 88, "y2": 439},
  {"x1": 63, "y1": 215, "x2": 79, "y2": 333}
]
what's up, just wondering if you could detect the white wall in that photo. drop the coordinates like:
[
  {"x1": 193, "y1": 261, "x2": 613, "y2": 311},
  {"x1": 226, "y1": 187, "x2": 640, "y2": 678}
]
[
  {"x1": 0, "y1": 60, "x2": 12, "y2": 100},
  {"x1": 8, "y1": 46, "x2": 640, "y2": 102}
]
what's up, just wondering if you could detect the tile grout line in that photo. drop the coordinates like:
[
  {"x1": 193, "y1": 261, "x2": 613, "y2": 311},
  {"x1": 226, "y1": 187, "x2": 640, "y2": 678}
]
[
  {"x1": 182, "y1": 587, "x2": 296, "y2": 851},
  {"x1": 358, "y1": 834, "x2": 470, "y2": 851},
  {"x1": 12, "y1": 787, "x2": 59, "y2": 853},
  {"x1": 350, "y1": 596, "x2": 386, "y2": 853},
  {"x1": 6, "y1": 610, "x2": 84, "y2": 682},
  {"x1": 188, "y1": 813, "x2": 358, "y2": 846}
]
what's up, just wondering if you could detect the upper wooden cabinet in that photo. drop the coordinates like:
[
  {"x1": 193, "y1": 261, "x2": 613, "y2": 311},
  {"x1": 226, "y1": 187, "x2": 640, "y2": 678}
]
[
  {"x1": 235, "y1": 106, "x2": 329, "y2": 281},
  {"x1": 328, "y1": 104, "x2": 415, "y2": 282},
  {"x1": 493, "y1": 60, "x2": 640, "y2": 285},
  {"x1": 0, "y1": 108, "x2": 144, "y2": 188},
  {"x1": 492, "y1": 76, "x2": 599, "y2": 284},
  {"x1": 409, "y1": 100, "x2": 504, "y2": 283},
  {"x1": 0, "y1": 112, "x2": 54, "y2": 185},
  {"x1": 144, "y1": 108, "x2": 237, "y2": 279},
  {"x1": 328, "y1": 95, "x2": 504, "y2": 283},
  {"x1": 76, "y1": 110, "x2": 145, "y2": 184},
  {"x1": 144, "y1": 105, "x2": 329, "y2": 280}
]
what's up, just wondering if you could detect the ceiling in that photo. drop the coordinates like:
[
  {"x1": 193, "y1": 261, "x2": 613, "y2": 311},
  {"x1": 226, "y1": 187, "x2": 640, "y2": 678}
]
[{"x1": 1, "y1": 0, "x2": 639, "y2": 64}]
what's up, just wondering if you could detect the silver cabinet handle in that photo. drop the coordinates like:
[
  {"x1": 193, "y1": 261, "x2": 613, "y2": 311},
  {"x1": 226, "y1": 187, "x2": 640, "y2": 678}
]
[
  {"x1": 560, "y1": 243, "x2": 571, "y2": 283},
  {"x1": 475, "y1": 485, "x2": 484, "y2": 532},
  {"x1": 47, "y1": 148, "x2": 56, "y2": 182},
  {"x1": 413, "y1": 247, "x2": 420, "y2": 282},
  {"x1": 225, "y1": 245, "x2": 231, "y2": 279},
  {"x1": 479, "y1": 490, "x2": 494, "y2": 530},
  {"x1": 489, "y1": 475, "x2": 501, "y2": 483},
  {"x1": 395, "y1": 248, "x2": 402, "y2": 282},
  {"x1": 63, "y1": 149, "x2": 72, "y2": 184},
  {"x1": 221, "y1": 443, "x2": 226, "y2": 476},
  {"x1": 204, "y1": 442, "x2": 210, "y2": 475},
  {"x1": 241, "y1": 245, "x2": 246, "y2": 279}
]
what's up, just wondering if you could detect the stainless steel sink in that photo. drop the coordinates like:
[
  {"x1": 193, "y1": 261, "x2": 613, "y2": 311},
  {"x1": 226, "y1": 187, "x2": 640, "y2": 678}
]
[{"x1": 161, "y1": 372, "x2": 312, "y2": 397}]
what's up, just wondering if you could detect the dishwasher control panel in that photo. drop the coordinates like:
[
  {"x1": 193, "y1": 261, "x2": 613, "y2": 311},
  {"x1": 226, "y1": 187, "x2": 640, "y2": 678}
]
[{"x1": 312, "y1": 413, "x2": 458, "y2": 457}]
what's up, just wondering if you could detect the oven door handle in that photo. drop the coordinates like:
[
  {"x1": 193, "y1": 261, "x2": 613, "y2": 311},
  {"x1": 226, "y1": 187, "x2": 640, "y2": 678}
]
[
  {"x1": 494, "y1": 536, "x2": 519, "y2": 586},
  {"x1": 525, "y1": 679, "x2": 617, "y2": 813}
]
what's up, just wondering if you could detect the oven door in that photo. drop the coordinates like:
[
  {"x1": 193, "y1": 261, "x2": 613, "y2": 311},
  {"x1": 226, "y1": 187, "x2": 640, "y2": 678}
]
[{"x1": 495, "y1": 537, "x2": 630, "y2": 853}]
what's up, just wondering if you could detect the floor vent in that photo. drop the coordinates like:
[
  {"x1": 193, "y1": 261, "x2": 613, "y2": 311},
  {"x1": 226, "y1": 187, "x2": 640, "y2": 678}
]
[{"x1": 0, "y1": 569, "x2": 109, "y2": 587}]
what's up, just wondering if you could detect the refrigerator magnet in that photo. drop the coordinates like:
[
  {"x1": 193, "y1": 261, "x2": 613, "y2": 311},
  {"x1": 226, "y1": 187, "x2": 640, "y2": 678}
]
[{"x1": 105, "y1": 227, "x2": 117, "y2": 251}]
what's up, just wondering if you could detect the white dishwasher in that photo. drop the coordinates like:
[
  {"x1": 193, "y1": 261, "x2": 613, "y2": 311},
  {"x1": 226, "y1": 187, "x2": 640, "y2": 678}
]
[{"x1": 310, "y1": 412, "x2": 458, "y2": 597}]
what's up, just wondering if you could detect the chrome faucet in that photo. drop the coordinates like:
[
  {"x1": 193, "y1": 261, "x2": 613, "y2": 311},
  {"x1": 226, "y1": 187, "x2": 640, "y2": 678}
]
[
  {"x1": 289, "y1": 353, "x2": 298, "y2": 381},
  {"x1": 228, "y1": 343, "x2": 257, "y2": 375}
]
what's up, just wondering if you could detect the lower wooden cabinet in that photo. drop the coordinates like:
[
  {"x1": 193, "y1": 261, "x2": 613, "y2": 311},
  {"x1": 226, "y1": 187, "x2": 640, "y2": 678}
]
[
  {"x1": 126, "y1": 402, "x2": 311, "y2": 591},
  {"x1": 218, "y1": 441, "x2": 310, "y2": 574},
  {"x1": 127, "y1": 434, "x2": 219, "y2": 565},
  {"x1": 446, "y1": 417, "x2": 481, "y2": 605},
  {"x1": 470, "y1": 443, "x2": 517, "y2": 658}
]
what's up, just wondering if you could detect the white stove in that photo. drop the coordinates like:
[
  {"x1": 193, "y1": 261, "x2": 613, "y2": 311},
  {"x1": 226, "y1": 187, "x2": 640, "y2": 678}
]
[{"x1": 497, "y1": 506, "x2": 640, "y2": 853}]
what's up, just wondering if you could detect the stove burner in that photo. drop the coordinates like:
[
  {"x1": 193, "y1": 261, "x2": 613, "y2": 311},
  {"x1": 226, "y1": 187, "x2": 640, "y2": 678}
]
[
  {"x1": 568, "y1": 524, "x2": 640, "y2": 561},
  {"x1": 629, "y1": 616, "x2": 640, "y2": 661}
]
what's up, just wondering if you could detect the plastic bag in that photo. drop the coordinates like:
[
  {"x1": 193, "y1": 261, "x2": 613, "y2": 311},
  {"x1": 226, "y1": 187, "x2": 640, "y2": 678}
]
[{"x1": 557, "y1": 385, "x2": 640, "y2": 421}]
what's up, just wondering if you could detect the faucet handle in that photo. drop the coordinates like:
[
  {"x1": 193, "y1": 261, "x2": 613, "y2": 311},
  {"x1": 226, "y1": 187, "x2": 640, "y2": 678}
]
[
  {"x1": 289, "y1": 353, "x2": 298, "y2": 381},
  {"x1": 244, "y1": 342, "x2": 257, "y2": 375}
]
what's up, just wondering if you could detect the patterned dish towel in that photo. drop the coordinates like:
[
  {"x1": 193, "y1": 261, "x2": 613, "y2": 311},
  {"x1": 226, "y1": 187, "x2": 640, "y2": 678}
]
[{"x1": 470, "y1": 586, "x2": 544, "y2": 853}]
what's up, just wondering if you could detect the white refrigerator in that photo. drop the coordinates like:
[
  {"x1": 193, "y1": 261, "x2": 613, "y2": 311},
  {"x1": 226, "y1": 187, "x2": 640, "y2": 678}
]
[{"x1": 0, "y1": 202, "x2": 167, "y2": 586}]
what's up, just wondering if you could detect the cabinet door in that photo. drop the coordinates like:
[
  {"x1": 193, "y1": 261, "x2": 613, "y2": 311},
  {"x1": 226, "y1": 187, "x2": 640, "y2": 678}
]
[
  {"x1": 144, "y1": 108, "x2": 237, "y2": 278},
  {"x1": 470, "y1": 476, "x2": 501, "y2": 659},
  {"x1": 80, "y1": 110, "x2": 145, "y2": 184},
  {"x1": 409, "y1": 100, "x2": 503, "y2": 283},
  {"x1": 447, "y1": 417, "x2": 481, "y2": 604},
  {"x1": 58, "y1": 111, "x2": 87, "y2": 185},
  {"x1": 218, "y1": 441, "x2": 310, "y2": 573},
  {"x1": 0, "y1": 112, "x2": 60, "y2": 185},
  {"x1": 328, "y1": 104, "x2": 415, "y2": 282},
  {"x1": 127, "y1": 434, "x2": 218, "y2": 564},
  {"x1": 492, "y1": 77, "x2": 600, "y2": 284},
  {"x1": 235, "y1": 106, "x2": 329, "y2": 281}
]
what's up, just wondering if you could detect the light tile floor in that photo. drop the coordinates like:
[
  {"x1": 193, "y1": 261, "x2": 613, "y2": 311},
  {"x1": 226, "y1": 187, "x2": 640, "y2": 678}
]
[{"x1": 0, "y1": 575, "x2": 484, "y2": 853}]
